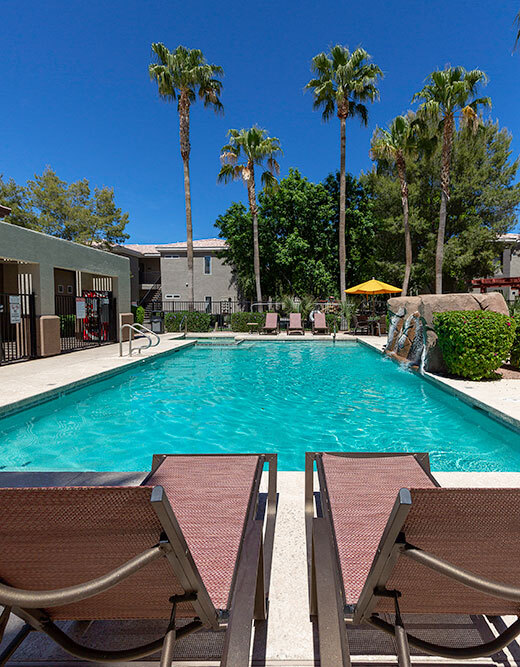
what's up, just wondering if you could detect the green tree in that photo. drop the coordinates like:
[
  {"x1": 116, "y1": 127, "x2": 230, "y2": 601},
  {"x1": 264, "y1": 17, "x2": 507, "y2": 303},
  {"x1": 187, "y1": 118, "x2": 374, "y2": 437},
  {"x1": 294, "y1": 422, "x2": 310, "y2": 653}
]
[
  {"x1": 149, "y1": 44, "x2": 224, "y2": 305},
  {"x1": 1, "y1": 167, "x2": 129, "y2": 246},
  {"x1": 306, "y1": 45, "x2": 382, "y2": 301},
  {"x1": 413, "y1": 66, "x2": 490, "y2": 293},
  {"x1": 364, "y1": 121, "x2": 520, "y2": 293},
  {"x1": 215, "y1": 168, "x2": 376, "y2": 300},
  {"x1": 370, "y1": 113, "x2": 422, "y2": 295},
  {"x1": 218, "y1": 126, "x2": 282, "y2": 305}
]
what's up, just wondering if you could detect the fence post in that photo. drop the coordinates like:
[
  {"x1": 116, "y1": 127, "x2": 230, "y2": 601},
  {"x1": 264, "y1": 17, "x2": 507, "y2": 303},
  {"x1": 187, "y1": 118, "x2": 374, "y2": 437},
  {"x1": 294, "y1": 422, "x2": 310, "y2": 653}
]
[{"x1": 29, "y1": 293, "x2": 37, "y2": 358}]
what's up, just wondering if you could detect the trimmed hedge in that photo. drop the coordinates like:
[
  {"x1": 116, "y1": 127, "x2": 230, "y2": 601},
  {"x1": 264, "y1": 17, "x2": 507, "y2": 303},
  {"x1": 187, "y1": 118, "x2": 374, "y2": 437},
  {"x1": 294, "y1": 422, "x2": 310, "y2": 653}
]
[
  {"x1": 59, "y1": 314, "x2": 76, "y2": 336},
  {"x1": 135, "y1": 306, "x2": 145, "y2": 325},
  {"x1": 164, "y1": 311, "x2": 211, "y2": 332},
  {"x1": 230, "y1": 312, "x2": 265, "y2": 332},
  {"x1": 325, "y1": 312, "x2": 340, "y2": 331},
  {"x1": 510, "y1": 316, "x2": 520, "y2": 369},
  {"x1": 433, "y1": 310, "x2": 516, "y2": 380}
]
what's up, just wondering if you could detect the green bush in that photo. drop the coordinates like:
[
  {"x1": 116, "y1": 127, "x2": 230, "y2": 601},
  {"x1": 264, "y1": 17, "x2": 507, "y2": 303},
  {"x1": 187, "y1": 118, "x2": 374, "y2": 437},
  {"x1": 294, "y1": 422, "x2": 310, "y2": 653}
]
[
  {"x1": 164, "y1": 311, "x2": 211, "y2": 333},
  {"x1": 325, "y1": 312, "x2": 340, "y2": 331},
  {"x1": 433, "y1": 310, "x2": 516, "y2": 380},
  {"x1": 135, "y1": 306, "x2": 145, "y2": 325},
  {"x1": 59, "y1": 314, "x2": 76, "y2": 336},
  {"x1": 510, "y1": 316, "x2": 520, "y2": 369},
  {"x1": 230, "y1": 312, "x2": 265, "y2": 332}
]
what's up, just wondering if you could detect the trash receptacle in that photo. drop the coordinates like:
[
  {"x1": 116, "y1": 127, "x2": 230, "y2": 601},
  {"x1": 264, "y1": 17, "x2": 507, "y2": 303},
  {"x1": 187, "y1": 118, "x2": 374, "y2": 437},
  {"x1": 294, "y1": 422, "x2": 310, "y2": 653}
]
[{"x1": 150, "y1": 312, "x2": 164, "y2": 334}]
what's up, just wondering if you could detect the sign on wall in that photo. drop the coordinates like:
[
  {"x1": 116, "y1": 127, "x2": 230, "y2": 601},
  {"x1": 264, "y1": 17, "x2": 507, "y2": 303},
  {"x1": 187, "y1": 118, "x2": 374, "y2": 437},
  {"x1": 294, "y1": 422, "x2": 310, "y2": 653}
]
[
  {"x1": 75, "y1": 297, "x2": 86, "y2": 320},
  {"x1": 9, "y1": 295, "x2": 21, "y2": 324}
]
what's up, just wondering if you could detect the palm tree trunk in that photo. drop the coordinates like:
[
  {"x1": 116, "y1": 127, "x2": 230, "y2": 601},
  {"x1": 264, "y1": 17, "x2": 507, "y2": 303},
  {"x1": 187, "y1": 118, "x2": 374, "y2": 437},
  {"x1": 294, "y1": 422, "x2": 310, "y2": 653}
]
[
  {"x1": 247, "y1": 165, "x2": 263, "y2": 307},
  {"x1": 436, "y1": 113, "x2": 454, "y2": 294},
  {"x1": 179, "y1": 91, "x2": 194, "y2": 306},
  {"x1": 396, "y1": 153, "x2": 411, "y2": 296},
  {"x1": 339, "y1": 116, "x2": 347, "y2": 302}
]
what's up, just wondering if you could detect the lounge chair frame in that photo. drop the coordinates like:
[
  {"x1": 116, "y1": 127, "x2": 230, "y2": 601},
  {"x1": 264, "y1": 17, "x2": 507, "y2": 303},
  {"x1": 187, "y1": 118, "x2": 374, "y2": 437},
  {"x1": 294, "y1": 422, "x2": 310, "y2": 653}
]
[
  {"x1": 305, "y1": 451, "x2": 520, "y2": 667},
  {"x1": 261, "y1": 313, "x2": 279, "y2": 335},
  {"x1": 312, "y1": 313, "x2": 329, "y2": 335},
  {"x1": 287, "y1": 313, "x2": 305, "y2": 336},
  {"x1": 0, "y1": 453, "x2": 277, "y2": 666}
]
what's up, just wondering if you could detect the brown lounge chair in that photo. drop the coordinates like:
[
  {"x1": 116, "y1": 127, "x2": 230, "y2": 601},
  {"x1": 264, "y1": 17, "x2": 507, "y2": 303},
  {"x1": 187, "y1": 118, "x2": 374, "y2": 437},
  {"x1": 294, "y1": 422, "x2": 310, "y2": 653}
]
[
  {"x1": 262, "y1": 312, "x2": 279, "y2": 334},
  {"x1": 287, "y1": 313, "x2": 305, "y2": 335},
  {"x1": 305, "y1": 451, "x2": 520, "y2": 667},
  {"x1": 312, "y1": 311, "x2": 329, "y2": 335},
  {"x1": 0, "y1": 453, "x2": 277, "y2": 666}
]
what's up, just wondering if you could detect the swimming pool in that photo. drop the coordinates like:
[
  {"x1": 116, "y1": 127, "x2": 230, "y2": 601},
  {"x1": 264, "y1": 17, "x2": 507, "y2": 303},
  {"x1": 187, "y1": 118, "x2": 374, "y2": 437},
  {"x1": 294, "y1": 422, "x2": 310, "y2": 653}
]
[{"x1": 1, "y1": 341, "x2": 519, "y2": 472}]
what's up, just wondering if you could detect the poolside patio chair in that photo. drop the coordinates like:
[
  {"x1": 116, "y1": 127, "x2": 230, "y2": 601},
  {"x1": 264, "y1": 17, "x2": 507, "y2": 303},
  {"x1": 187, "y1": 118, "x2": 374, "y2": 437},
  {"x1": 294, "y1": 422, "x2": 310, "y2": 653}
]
[
  {"x1": 287, "y1": 313, "x2": 305, "y2": 335},
  {"x1": 305, "y1": 451, "x2": 520, "y2": 667},
  {"x1": 262, "y1": 312, "x2": 279, "y2": 334},
  {"x1": 0, "y1": 453, "x2": 277, "y2": 666},
  {"x1": 312, "y1": 312, "x2": 329, "y2": 335}
]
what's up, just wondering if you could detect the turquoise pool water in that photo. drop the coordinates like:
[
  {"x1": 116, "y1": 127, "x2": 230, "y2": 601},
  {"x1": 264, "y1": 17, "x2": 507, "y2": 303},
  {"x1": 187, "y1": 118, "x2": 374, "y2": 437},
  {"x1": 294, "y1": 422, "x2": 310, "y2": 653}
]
[{"x1": 1, "y1": 341, "x2": 519, "y2": 472}]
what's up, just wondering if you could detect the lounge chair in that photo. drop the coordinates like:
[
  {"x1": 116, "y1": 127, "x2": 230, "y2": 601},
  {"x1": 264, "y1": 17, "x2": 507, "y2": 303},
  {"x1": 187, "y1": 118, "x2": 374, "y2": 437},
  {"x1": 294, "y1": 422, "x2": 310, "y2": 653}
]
[
  {"x1": 287, "y1": 313, "x2": 305, "y2": 335},
  {"x1": 0, "y1": 453, "x2": 277, "y2": 666},
  {"x1": 262, "y1": 312, "x2": 279, "y2": 334},
  {"x1": 312, "y1": 311, "x2": 329, "y2": 335},
  {"x1": 305, "y1": 451, "x2": 520, "y2": 667}
]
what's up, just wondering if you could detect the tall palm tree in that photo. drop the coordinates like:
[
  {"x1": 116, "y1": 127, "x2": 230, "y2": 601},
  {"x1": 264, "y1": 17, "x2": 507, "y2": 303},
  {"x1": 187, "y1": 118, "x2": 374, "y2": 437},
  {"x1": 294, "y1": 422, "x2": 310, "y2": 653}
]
[
  {"x1": 218, "y1": 127, "x2": 282, "y2": 305},
  {"x1": 306, "y1": 45, "x2": 382, "y2": 301},
  {"x1": 370, "y1": 113, "x2": 418, "y2": 295},
  {"x1": 149, "y1": 44, "x2": 223, "y2": 305},
  {"x1": 413, "y1": 66, "x2": 490, "y2": 294}
]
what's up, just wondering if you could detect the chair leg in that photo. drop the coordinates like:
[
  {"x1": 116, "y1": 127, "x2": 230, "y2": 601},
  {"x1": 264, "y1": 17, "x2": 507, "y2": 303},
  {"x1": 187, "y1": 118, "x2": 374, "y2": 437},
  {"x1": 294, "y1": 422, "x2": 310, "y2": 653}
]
[
  {"x1": 393, "y1": 591, "x2": 411, "y2": 667},
  {"x1": 0, "y1": 607, "x2": 11, "y2": 645},
  {"x1": 0, "y1": 623, "x2": 32, "y2": 665}
]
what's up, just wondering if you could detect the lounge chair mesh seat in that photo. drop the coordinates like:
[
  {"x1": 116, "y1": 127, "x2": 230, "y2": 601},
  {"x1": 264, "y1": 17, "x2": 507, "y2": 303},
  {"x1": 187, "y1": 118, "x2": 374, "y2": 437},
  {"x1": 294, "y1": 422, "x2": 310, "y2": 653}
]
[
  {"x1": 322, "y1": 453, "x2": 520, "y2": 616},
  {"x1": 0, "y1": 455, "x2": 257, "y2": 620},
  {"x1": 0, "y1": 453, "x2": 277, "y2": 665}
]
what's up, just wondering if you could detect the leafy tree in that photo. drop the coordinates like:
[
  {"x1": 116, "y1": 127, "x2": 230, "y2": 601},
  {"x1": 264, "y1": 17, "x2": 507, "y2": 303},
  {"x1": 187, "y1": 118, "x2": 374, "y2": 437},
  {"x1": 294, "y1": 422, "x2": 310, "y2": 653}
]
[
  {"x1": 215, "y1": 168, "x2": 376, "y2": 300},
  {"x1": 306, "y1": 45, "x2": 382, "y2": 301},
  {"x1": 218, "y1": 126, "x2": 282, "y2": 305},
  {"x1": 364, "y1": 121, "x2": 520, "y2": 293},
  {"x1": 149, "y1": 44, "x2": 224, "y2": 304},
  {"x1": 370, "y1": 113, "x2": 419, "y2": 295},
  {"x1": 0, "y1": 167, "x2": 129, "y2": 246},
  {"x1": 413, "y1": 66, "x2": 490, "y2": 293}
]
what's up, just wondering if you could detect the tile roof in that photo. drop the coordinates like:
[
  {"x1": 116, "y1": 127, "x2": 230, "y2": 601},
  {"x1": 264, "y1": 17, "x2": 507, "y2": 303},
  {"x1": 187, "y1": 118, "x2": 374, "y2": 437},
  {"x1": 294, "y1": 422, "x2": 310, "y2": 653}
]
[{"x1": 123, "y1": 238, "x2": 226, "y2": 256}]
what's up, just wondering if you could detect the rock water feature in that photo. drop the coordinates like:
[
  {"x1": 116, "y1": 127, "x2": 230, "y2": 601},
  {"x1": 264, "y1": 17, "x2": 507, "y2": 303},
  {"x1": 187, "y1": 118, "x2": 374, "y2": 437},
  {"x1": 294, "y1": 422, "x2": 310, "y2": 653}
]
[{"x1": 385, "y1": 292, "x2": 509, "y2": 374}]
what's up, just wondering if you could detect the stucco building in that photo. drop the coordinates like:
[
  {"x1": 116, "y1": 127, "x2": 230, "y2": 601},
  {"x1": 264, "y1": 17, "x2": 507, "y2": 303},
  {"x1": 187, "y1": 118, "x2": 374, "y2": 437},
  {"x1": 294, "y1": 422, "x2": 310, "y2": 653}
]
[{"x1": 120, "y1": 238, "x2": 238, "y2": 312}]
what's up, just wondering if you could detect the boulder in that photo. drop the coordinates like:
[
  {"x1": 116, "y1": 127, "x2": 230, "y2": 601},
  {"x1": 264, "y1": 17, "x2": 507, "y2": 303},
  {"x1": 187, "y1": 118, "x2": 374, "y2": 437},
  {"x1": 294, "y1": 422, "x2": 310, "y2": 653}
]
[{"x1": 387, "y1": 292, "x2": 509, "y2": 373}]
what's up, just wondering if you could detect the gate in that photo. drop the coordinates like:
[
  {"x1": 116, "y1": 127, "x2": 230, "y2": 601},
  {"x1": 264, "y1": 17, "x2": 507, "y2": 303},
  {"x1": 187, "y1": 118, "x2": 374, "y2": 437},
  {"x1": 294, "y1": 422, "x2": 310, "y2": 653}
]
[
  {"x1": 0, "y1": 292, "x2": 37, "y2": 365},
  {"x1": 55, "y1": 292, "x2": 117, "y2": 353}
]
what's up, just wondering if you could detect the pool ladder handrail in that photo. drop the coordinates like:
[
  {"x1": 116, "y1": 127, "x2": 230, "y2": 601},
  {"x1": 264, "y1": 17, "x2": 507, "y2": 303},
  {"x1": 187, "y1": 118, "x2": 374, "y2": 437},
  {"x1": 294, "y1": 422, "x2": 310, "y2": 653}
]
[{"x1": 119, "y1": 323, "x2": 160, "y2": 357}]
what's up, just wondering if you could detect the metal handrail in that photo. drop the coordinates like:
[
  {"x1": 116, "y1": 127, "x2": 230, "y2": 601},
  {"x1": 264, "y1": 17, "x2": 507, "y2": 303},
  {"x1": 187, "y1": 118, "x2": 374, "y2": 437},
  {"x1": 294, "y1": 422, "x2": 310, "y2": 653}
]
[
  {"x1": 119, "y1": 323, "x2": 160, "y2": 357},
  {"x1": 138, "y1": 277, "x2": 161, "y2": 308}
]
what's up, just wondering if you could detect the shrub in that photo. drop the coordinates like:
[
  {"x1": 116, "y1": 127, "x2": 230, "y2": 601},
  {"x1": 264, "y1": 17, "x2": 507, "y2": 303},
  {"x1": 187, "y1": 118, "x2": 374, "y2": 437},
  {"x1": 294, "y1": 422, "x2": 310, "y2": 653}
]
[
  {"x1": 164, "y1": 311, "x2": 211, "y2": 333},
  {"x1": 325, "y1": 312, "x2": 340, "y2": 331},
  {"x1": 59, "y1": 314, "x2": 76, "y2": 336},
  {"x1": 510, "y1": 316, "x2": 520, "y2": 369},
  {"x1": 230, "y1": 312, "x2": 265, "y2": 332},
  {"x1": 433, "y1": 310, "x2": 516, "y2": 380},
  {"x1": 135, "y1": 306, "x2": 145, "y2": 325}
]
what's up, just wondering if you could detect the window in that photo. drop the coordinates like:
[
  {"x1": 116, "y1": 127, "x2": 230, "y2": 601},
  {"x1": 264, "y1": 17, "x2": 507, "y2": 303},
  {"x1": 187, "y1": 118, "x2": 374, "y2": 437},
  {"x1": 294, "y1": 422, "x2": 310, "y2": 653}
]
[
  {"x1": 204, "y1": 256, "x2": 212, "y2": 275},
  {"x1": 164, "y1": 254, "x2": 180, "y2": 259},
  {"x1": 57, "y1": 284, "x2": 64, "y2": 294},
  {"x1": 205, "y1": 296, "x2": 212, "y2": 313},
  {"x1": 165, "y1": 294, "x2": 181, "y2": 300},
  {"x1": 67, "y1": 285, "x2": 73, "y2": 294}
]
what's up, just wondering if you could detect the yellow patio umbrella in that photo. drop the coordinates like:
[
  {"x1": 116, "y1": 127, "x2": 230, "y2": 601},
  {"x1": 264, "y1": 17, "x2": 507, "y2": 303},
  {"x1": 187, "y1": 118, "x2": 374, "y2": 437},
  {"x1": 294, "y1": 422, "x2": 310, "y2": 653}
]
[{"x1": 345, "y1": 278, "x2": 402, "y2": 315}]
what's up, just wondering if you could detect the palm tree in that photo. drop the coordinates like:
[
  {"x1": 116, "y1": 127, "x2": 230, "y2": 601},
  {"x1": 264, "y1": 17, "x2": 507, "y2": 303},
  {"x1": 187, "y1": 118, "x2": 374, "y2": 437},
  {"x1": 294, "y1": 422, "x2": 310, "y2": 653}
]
[
  {"x1": 218, "y1": 127, "x2": 282, "y2": 306},
  {"x1": 149, "y1": 44, "x2": 223, "y2": 305},
  {"x1": 370, "y1": 113, "x2": 418, "y2": 295},
  {"x1": 413, "y1": 66, "x2": 490, "y2": 294},
  {"x1": 306, "y1": 45, "x2": 382, "y2": 301}
]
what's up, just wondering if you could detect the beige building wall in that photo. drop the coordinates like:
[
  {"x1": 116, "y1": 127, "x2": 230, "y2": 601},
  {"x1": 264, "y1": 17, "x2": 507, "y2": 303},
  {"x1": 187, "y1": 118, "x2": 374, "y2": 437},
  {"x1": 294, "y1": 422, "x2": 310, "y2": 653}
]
[
  {"x1": 0, "y1": 221, "x2": 131, "y2": 319},
  {"x1": 160, "y1": 250, "x2": 237, "y2": 303}
]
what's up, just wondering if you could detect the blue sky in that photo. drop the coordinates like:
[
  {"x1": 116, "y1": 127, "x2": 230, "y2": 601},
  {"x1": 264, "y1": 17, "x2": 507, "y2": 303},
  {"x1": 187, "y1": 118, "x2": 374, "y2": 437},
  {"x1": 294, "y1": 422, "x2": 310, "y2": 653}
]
[{"x1": 2, "y1": 0, "x2": 520, "y2": 243}]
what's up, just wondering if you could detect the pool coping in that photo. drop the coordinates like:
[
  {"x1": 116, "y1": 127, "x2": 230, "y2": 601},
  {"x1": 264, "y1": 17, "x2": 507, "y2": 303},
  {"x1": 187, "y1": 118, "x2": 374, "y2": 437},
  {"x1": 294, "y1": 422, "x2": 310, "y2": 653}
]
[
  {"x1": 0, "y1": 339, "x2": 195, "y2": 420},
  {"x1": 357, "y1": 337, "x2": 520, "y2": 435}
]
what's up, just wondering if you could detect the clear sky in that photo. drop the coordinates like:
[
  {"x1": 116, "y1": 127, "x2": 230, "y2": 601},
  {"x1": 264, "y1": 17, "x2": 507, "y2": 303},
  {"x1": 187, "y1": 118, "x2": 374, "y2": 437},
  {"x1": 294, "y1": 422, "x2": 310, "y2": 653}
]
[{"x1": 2, "y1": 0, "x2": 520, "y2": 243}]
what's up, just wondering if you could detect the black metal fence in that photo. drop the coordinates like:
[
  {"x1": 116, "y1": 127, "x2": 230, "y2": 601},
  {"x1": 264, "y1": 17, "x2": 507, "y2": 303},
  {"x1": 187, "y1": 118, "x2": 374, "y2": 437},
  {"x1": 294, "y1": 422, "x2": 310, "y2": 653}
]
[
  {"x1": 55, "y1": 293, "x2": 117, "y2": 353},
  {"x1": 154, "y1": 300, "x2": 247, "y2": 315},
  {"x1": 0, "y1": 292, "x2": 37, "y2": 365}
]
